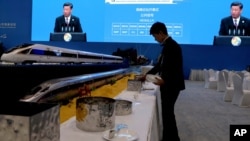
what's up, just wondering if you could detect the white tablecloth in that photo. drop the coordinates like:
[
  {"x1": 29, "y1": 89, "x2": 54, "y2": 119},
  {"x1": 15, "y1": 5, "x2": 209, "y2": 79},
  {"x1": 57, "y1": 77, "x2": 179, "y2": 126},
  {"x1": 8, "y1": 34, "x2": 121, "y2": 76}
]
[{"x1": 60, "y1": 82, "x2": 162, "y2": 141}]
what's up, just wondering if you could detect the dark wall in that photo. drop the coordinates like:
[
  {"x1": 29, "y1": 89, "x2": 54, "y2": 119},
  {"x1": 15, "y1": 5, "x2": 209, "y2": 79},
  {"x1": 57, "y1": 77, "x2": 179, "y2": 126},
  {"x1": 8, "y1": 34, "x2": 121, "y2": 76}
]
[
  {"x1": 0, "y1": 0, "x2": 32, "y2": 48},
  {"x1": 181, "y1": 45, "x2": 250, "y2": 76}
]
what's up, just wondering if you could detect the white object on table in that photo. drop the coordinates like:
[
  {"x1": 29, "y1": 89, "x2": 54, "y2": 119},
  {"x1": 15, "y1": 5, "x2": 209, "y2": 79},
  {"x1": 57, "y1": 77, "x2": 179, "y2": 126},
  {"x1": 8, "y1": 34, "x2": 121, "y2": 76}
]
[
  {"x1": 60, "y1": 84, "x2": 162, "y2": 141},
  {"x1": 146, "y1": 74, "x2": 162, "y2": 83}
]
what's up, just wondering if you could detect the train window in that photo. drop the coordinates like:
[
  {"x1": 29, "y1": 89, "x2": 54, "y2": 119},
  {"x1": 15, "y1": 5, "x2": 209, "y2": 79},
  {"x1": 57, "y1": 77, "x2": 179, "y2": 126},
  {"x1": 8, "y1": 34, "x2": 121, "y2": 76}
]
[
  {"x1": 29, "y1": 86, "x2": 42, "y2": 95},
  {"x1": 19, "y1": 48, "x2": 31, "y2": 54},
  {"x1": 61, "y1": 52, "x2": 77, "y2": 58},
  {"x1": 44, "y1": 50, "x2": 57, "y2": 56},
  {"x1": 78, "y1": 54, "x2": 102, "y2": 59},
  {"x1": 38, "y1": 86, "x2": 69, "y2": 102},
  {"x1": 53, "y1": 50, "x2": 62, "y2": 56},
  {"x1": 30, "y1": 49, "x2": 45, "y2": 55},
  {"x1": 102, "y1": 56, "x2": 115, "y2": 60}
]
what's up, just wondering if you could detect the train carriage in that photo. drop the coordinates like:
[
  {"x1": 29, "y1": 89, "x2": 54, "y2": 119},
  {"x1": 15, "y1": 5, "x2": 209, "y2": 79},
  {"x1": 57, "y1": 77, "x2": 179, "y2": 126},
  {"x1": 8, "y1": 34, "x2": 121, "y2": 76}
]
[
  {"x1": 0, "y1": 43, "x2": 124, "y2": 64},
  {"x1": 19, "y1": 68, "x2": 129, "y2": 103}
]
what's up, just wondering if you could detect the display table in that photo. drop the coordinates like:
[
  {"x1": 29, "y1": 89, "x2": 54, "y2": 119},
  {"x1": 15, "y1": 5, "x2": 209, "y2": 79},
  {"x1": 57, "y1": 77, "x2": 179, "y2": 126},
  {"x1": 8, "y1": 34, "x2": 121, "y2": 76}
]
[{"x1": 60, "y1": 82, "x2": 162, "y2": 141}]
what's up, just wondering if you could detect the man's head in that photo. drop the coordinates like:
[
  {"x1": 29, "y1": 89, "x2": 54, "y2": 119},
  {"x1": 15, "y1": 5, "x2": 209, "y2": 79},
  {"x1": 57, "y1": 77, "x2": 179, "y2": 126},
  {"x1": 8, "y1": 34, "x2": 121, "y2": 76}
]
[
  {"x1": 63, "y1": 2, "x2": 73, "y2": 17},
  {"x1": 150, "y1": 22, "x2": 168, "y2": 44},
  {"x1": 230, "y1": 1, "x2": 243, "y2": 19}
]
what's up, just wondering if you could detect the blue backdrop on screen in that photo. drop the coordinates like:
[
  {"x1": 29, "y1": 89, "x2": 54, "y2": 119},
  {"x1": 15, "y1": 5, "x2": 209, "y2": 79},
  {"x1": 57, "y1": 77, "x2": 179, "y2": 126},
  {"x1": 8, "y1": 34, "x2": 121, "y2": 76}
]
[
  {"x1": 0, "y1": 0, "x2": 31, "y2": 48},
  {"x1": 31, "y1": 0, "x2": 249, "y2": 45}
]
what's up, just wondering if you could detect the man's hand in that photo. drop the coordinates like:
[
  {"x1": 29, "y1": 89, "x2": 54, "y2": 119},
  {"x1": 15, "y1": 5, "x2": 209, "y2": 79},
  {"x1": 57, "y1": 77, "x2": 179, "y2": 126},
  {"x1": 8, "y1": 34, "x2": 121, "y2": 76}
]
[
  {"x1": 136, "y1": 75, "x2": 146, "y2": 82},
  {"x1": 153, "y1": 77, "x2": 164, "y2": 86}
]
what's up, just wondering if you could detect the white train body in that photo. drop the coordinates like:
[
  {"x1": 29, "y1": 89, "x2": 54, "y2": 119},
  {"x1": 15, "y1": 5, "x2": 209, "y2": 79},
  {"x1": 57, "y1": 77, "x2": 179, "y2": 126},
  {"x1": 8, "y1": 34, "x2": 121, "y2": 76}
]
[{"x1": 0, "y1": 43, "x2": 123, "y2": 64}]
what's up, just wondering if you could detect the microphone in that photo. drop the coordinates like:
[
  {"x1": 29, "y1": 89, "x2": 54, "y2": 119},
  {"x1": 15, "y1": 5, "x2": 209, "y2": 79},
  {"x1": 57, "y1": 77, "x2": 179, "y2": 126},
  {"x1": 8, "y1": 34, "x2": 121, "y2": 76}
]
[
  {"x1": 242, "y1": 28, "x2": 245, "y2": 36},
  {"x1": 241, "y1": 20, "x2": 245, "y2": 36},
  {"x1": 228, "y1": 25, "x2": 232, "y2": 35},
  {"x1": 237, "y1": 25, "x2": 242, "y2": 36},
  {"x1": 232, "y1": 25, "x2": 236, "y2": 35},
  {"x1": 68, "y1": 23, "x2": 72, "y2": 32},
  {"x1": 64, "y1": 23, "x2": 68, "y2": 32},
  {"x1": 61, "y1": 23, "x2": 66, "y2": 32},
  {"x1": 237, "y1": 28, "x2": 240, "y2": 36},
  {"x1": 72, "y1": 18, "x2": 75, "y2": 32}
]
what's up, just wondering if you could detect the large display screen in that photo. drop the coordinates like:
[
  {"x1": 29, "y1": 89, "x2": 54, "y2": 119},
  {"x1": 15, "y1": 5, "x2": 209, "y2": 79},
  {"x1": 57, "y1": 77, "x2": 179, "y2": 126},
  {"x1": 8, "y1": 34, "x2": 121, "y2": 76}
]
[{"x1": 31, "y1": 0, "x2": 250, "y2": 45}]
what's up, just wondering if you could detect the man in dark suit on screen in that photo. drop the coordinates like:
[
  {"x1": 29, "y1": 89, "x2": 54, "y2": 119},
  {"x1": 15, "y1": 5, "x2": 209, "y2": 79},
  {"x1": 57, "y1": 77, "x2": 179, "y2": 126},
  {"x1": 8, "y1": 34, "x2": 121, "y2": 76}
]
[
  {"x1": 219, "y1": 1, "x2": 250, "y2": 36},
  {"x1": 54, "y1": 2, "x2": 83, "y2": 32}
]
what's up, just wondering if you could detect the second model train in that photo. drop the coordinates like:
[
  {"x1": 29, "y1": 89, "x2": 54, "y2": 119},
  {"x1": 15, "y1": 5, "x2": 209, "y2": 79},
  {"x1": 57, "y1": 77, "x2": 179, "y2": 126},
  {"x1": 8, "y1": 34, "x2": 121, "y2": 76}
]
[
  {"x1": 0, "y1": 43, "x2": 124, "y2": 64},
  {"x1": 20, "y1": 68, "x2": 129, "y2": 103}
]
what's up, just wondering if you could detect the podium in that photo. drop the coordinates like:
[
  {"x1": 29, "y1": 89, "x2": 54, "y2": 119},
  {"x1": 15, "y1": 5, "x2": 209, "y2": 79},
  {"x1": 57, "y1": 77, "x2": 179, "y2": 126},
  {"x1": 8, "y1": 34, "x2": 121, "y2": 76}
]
[
  {"x1": 213, "y1": 36, "x2": 250, "y2": 46},
  {"x1": 50, "y1": 32, "x2": 87, "y2": 42}
]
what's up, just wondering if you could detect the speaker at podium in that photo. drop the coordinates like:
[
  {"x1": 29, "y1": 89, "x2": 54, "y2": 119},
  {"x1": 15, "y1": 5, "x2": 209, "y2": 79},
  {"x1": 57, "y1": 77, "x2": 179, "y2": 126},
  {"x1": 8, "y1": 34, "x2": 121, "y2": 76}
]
[
  {"x1": 49, "y1": 32, "x2": 87, "y2": 42},
  {"x1": 213, "y1": 36, "x2": 250, "y2": 47}
]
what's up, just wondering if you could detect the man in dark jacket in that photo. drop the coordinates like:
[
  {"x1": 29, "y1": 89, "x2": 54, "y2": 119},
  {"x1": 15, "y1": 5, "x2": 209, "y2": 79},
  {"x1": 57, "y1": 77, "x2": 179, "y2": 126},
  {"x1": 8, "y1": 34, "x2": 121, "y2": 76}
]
[
  {"x1": 54, "y1": 2, "x2": 83, "y2": 32},
  {"x1": 142, "y1": 21, "x2": 185, "y2": 141},
  {"x1": 219, "y1": 1, "x2": 250, "y2": 36}
]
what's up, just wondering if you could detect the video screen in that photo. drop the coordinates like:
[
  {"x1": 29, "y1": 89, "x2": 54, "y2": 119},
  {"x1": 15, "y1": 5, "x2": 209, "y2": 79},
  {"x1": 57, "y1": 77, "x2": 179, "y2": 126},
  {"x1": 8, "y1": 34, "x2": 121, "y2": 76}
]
[{"x1": 31, "y1": 0, "x2": 250, "y2": 45}]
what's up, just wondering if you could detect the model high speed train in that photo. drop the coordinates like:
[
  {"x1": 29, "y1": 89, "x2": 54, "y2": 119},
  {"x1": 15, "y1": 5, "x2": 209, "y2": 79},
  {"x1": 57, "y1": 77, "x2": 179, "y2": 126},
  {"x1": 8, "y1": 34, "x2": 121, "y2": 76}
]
[
  {"x1": 20, "y1": 68, "x2": 129, "y2": 103},
  {"x1": 0, "y1": 43, "x2": 123, "y2": 64}
]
